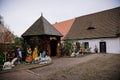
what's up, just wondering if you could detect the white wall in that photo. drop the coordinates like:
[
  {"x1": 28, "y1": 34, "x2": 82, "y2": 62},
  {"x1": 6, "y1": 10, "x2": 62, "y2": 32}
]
[
  {"x1": 106, "y1": 38, "x2": 120, "y2": 53},
  {"x1": 78, "y1": 38, "x2": 120, "y2": 54}
]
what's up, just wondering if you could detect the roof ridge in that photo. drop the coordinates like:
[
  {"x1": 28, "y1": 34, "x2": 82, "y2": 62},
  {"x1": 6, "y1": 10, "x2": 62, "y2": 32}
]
[
  {"x1": 53, "y1": 18, "x2": 75, "y2": 25},
  {"x1": 76, "y1": 6, "x2": 120, "y2": 19}
]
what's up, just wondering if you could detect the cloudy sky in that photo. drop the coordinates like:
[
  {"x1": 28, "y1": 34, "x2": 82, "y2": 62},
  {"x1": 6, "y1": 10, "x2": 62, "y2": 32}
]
[{"x1": 0, "y1": 0, "x2": 120, "y2": 37}]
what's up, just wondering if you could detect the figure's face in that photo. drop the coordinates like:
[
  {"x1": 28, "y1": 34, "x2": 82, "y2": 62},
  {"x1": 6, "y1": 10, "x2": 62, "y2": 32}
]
[
  {"x1": 29, "y1": 48, "x2": 31, "y2": 51},
  {"x1": 58, "y1": 43, "x2": 60, "y2": 46},
  {"x1": 18, "y1": 48, "x2": 20, "y2": 50},
  {"x1": 43, "y1": 51, "x2": 46, "y2": 53}
]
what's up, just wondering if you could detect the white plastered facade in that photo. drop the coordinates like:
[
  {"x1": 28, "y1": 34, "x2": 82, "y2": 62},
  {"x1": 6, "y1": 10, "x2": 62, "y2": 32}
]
[{"x1": 77, "y1": 37, "x2": 120, "y2": 54}]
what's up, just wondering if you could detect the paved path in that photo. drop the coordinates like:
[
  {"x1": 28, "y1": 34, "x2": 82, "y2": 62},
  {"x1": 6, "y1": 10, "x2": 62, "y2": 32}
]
[{"x1": 0, "y1": 54, "x2": 109, "y2": 80}]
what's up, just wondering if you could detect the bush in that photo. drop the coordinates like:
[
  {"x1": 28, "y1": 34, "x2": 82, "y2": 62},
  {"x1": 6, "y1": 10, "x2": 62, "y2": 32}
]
[{"x1": 64, "y1": 40, "x2": 73, "y2": 56}]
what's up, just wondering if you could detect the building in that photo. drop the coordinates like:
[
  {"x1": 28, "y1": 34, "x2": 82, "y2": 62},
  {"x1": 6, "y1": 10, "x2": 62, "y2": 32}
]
[
  {"x1": 65, "y1": 7, "x2": 120, "y2": 54},
  {"x1": 53, "y1": 19, "x2": 75, "y2": 41},
  {"x1": 22, "y1": 15, "x2": 62, "y2": 56}
]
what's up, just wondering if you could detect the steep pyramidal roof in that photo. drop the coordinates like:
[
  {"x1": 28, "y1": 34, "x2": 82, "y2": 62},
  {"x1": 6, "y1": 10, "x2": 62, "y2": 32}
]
[
  {"x1": 65, "y1": 7, "x2": 120, "y2": 40},
  {"x1": 22, "y1": 15, "x2": 62, "y2": 37}
]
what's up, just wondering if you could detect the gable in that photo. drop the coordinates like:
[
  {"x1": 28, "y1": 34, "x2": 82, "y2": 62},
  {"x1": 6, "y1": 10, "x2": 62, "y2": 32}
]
[{"x1": 53, "y1": 19, "x2": 75, "y2": 40}]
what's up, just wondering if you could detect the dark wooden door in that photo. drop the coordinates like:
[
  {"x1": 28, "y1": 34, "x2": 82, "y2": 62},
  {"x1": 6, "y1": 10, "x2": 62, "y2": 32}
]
[
  {"x1": 50, "y1": 40, "x2": 57, "y2": 56},
  {"x1": 100, "y1": 42, "x2": 106, "y2": 53}
]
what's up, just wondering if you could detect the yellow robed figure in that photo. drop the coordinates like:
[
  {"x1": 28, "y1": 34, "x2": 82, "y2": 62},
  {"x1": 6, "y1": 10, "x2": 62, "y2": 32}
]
[{"x1": 32, "y1": 47, "x2": 38, "y2": 59}]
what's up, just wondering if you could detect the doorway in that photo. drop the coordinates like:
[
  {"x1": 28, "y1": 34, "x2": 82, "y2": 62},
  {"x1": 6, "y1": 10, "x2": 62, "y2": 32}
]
[
  {"x1": 100, "y1": 42, "x2": 106, "y2": 53},
  {"x1": 50, "y1": 40, "x2": 57, "y2": 56}
]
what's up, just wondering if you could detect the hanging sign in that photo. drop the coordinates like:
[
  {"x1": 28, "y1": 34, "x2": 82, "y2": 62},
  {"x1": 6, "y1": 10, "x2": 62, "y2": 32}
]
[{"x1": 50, "y1": 37, "x2": 57, "y2": 40}]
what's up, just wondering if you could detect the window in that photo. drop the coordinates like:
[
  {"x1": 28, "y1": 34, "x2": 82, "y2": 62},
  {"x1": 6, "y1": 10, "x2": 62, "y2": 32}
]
[
  {"x1": 87, "y1": 27, "x2": 96, "y2": 30},
  {"x1": 84, "y1": 42, "x2": 89, "y2": 49}
]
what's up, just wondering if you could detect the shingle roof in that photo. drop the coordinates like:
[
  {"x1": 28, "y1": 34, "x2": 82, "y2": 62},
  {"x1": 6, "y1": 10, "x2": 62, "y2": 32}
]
[
  {"x1": 53, "y1": 19, "x2": 75, "y2": 40},
  {"x1": 65, "y1": 7, "x2": 120, "y2": 40},
  {"x1": 22, "y1": 15, "x2": 62, "y2": 37}
]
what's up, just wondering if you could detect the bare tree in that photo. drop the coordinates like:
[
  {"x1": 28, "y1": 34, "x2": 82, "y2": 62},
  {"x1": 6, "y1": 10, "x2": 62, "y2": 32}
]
[
  {"x1": 0, "y1": 28, "x2": 13, "y2": 43},
  {"x1": 0, "y1": 15, "x2": 14, "y2": 52}
]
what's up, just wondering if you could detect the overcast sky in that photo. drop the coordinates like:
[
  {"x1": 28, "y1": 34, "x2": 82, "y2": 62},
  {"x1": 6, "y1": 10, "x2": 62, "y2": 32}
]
[{"x1": 0, "y1": 0, "x2": 120, "y2": 37}]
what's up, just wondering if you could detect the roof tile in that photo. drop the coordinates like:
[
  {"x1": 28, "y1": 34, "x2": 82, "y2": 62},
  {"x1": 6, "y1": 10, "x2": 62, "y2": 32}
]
[{"x1": 53, "y1": 19, "x2": 75, "y2": 40}]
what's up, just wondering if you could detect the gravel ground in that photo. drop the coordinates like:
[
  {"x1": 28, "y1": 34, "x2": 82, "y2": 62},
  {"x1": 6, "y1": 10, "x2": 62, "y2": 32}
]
[
  {"x1": 47, "y1": 54, "x2": 120, "y2": 80},
  {"x1": 0, "y1": 53, "x2": 120, "y2": 80}
]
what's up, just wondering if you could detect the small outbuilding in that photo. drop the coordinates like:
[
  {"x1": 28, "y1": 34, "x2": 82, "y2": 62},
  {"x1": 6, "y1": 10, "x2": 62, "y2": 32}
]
[{"x1": 22, "y1": 15, "x2": 62, "y2": 56}]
